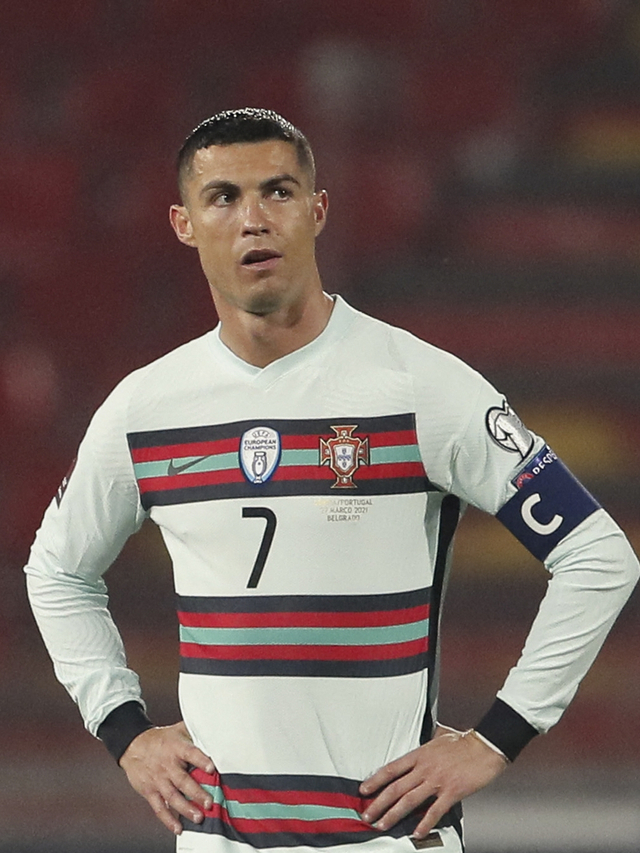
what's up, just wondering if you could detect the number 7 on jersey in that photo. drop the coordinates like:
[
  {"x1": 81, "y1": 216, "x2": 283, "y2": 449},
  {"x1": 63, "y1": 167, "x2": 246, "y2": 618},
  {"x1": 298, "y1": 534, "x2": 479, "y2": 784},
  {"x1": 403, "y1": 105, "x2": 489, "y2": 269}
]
[{"x1": 242, "y1": 507, "x2": 277, "y2": 588}]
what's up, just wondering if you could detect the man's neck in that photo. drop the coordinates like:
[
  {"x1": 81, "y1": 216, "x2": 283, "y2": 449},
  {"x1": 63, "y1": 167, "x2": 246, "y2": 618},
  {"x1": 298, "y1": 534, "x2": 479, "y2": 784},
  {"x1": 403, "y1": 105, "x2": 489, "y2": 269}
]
[{"x1": 217, "y1": 290, "x2": 335, "y2": 368}]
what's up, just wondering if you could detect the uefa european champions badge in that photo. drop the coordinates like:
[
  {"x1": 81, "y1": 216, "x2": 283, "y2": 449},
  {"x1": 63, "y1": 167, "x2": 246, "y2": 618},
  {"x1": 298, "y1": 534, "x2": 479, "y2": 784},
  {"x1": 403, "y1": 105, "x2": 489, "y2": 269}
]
[{"x1": 240, "y1": 427, "x2": 281, "y2": 484}]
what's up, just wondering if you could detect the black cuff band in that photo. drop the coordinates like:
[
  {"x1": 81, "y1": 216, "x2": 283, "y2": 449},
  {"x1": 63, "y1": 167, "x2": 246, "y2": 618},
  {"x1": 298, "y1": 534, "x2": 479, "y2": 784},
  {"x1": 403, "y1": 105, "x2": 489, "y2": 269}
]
[
  {"x1": 475, "y1": 698, "x2": 539, "y2": 762},
  {"x1": 97, "y1": 701, "x2": 154, "y2": 764}
]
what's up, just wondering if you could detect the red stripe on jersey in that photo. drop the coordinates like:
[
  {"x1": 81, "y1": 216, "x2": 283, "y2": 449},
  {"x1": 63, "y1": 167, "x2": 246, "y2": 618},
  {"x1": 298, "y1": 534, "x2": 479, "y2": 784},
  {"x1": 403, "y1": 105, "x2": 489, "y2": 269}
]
[
  {"x1": 231, "y1": 817, "x2": 370, "y2": 834},
  {"x1": 267, "y1": 461, "x2": 425, "y2": 483},
  {"x1": 270, "y1": 465, "x2": 333, "y2": 482},
  {"x1": 369, "y1": 429, "x2": 419, "y2": 448},
  {"x1": 178, "y1": 604, "x2": 429, "y2": 629},
  {"x1": 180, "y1": 637, "x2": 428, "y2": 661},
  {"x1": 280, "y1": 434, "x2": 323, "y2": 450},
  {"x1": 279, "y1": 429, "x2": 418, "y2": 451},
  {"x1": 356, "y1": 461, "x2": 426, "y2": 480}
]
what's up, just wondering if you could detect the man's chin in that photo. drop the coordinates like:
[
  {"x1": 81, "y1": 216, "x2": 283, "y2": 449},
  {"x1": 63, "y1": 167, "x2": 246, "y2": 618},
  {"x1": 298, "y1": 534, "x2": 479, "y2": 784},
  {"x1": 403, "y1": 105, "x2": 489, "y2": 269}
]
[
  {"x1": 209, "y1": 276, "x2": 296, "y2": 318},
  {"x1": 242, "y1": 285, "x2": 286, "y2": 317}
]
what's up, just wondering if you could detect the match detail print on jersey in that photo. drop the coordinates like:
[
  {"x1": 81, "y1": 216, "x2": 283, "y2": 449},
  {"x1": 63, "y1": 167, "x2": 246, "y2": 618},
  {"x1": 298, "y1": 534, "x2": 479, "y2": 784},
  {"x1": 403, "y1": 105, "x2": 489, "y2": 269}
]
[
  {"x1": 177, "y1": 587, "x2": 430, "y2": 678},
  {"x1": 180, "y1": 769, "x2": 462, "y2": 847},
  {"x1": 497, "y1": 445, "x2": 600, "y2": 561},
  {"x1": 127, "y1": 414, "x2": 434, "y2": 509}
]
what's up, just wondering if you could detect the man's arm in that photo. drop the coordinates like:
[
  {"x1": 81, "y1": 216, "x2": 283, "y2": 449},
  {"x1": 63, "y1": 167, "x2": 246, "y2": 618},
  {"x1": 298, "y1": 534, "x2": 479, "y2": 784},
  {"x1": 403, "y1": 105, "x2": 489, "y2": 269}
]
[
  {"x1": 26, "y1": 548, "x2": 217, "y2": 834},
  {"x1": 24, "y1": 376, "x2": 215, "y2": 835},
  {"x1": 385, "y1": 356, "x2": 640, "y2": 838},
  {"x1": 359, "y1": 508, "x2": 639, "y2": 839}
]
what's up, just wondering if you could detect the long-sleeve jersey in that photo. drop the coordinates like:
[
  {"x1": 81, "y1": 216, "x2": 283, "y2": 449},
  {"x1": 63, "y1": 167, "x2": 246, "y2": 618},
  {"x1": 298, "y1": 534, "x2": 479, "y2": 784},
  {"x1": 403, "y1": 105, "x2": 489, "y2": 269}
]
[{"x1": 25, "y1": 296, "x2": 639, "y2": 852}]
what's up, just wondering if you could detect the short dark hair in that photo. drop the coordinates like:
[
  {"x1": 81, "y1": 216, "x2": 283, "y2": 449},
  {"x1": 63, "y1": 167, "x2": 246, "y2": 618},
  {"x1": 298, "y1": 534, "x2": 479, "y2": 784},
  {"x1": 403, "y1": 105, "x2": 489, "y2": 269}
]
[{"x1": 177, "y1": 108, "x2": 316, "y2": 200}]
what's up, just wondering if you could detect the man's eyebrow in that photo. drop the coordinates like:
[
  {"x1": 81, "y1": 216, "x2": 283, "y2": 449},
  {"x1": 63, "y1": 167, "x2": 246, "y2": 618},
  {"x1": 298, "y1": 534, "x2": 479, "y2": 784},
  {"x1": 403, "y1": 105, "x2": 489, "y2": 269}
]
[
  {"x1": 199, "y1": 179, "x2": 239, "y2": 198},
  {"x1": 260, "y1": 173, "x2": 301, "y2": 190}
]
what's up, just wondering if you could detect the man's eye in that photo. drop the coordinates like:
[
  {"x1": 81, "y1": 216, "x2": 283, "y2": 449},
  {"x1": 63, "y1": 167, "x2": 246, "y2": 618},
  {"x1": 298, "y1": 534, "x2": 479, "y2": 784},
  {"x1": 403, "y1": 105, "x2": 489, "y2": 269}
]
[
  {"x1": 271, "y1": 187, "x2": 292, "y2": 199},
  {"x1": 214, "y1": 194, "x2": 232, "y2": 205},
  {"x1": 210, "y1": 191, "x2": 236, "y2": 206}
]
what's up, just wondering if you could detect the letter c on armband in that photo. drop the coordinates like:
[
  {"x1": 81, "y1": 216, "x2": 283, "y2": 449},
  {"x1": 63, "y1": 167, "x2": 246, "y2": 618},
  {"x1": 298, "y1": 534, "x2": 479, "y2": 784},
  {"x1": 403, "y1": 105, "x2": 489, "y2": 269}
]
[{"x1": 521, "y1": 494, "x2": 563, "y2": 536}]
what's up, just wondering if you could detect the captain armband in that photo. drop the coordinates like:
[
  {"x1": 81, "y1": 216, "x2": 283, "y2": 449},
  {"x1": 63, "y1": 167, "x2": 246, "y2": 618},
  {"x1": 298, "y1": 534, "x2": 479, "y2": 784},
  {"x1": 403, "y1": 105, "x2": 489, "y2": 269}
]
[{"x1": 496, "y1": 445, "x2": 600, "y2": 562}]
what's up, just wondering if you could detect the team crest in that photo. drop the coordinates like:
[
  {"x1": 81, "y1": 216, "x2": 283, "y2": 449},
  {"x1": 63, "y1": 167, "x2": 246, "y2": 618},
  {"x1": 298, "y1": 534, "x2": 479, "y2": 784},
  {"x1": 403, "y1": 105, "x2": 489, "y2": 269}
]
[
  {"x1": 240, "y1": 426, "x2": 281, "y2": 484},
  {"x1": 320, "y1": 425, "x2": 369, "y2": 489}
]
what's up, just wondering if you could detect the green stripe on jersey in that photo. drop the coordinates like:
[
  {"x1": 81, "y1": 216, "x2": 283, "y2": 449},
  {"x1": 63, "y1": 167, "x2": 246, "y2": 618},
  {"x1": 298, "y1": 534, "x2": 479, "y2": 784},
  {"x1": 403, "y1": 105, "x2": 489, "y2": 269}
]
[
  {"x1": 133, "y1": 452, "x2": 237, "y2": 479},
  {"x1": 370, "y1": 445, "x2": 422, "y2": 464},
  {"x1": 200, "y1": 785, "x2": 359, "y2": 822},
  {"x1": 180, "y1": 620, "x2": 428, "y2": 646}
]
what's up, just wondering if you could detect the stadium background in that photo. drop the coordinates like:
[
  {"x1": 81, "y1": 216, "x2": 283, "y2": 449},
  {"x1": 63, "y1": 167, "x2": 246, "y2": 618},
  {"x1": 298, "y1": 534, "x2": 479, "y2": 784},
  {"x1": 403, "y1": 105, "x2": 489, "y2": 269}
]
[{"x1": 1, "y1": 1, "x2": 639, "y2": 851}]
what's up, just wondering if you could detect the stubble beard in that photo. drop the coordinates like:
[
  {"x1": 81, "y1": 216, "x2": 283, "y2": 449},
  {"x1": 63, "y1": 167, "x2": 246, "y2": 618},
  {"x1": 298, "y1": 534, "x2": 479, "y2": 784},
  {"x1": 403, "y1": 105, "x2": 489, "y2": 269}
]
[
  {"x1": 244, "y1": 279, "x2": 285, "y2": 316},
  {"x1": 210, "y1": 272, "x2": 290, "y2": 320}
]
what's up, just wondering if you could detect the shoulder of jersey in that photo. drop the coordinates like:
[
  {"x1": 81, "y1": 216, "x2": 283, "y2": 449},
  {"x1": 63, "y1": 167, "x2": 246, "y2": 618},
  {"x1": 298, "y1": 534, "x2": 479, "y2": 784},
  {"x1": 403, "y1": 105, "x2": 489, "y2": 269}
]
[
  {"x1": 349, "y1": 305, "x2": 486, "y2": 390},
  {"x1": 98, "y1": 331, "x2": 217, "y2": 415}
]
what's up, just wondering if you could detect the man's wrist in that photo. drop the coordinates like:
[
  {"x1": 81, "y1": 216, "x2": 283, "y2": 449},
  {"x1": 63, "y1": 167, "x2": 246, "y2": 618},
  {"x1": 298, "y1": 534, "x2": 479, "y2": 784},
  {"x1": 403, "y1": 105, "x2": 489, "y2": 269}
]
[
  {"x1": 463, "y1": 728, "x2": 509, "y2": 763},
  {"x1": 97, "y1": 701, "x2": 154, "y2": 763},
  {"x1": 474, "y1": 697, "x2": 539, "y2": 762}
]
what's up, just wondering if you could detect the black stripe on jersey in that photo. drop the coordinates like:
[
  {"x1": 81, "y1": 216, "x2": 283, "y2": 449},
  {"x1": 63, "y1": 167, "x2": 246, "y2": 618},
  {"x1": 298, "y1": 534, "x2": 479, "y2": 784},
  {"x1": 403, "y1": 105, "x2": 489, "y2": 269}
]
[
  {"x1": 185, "y1": 814, "x2": 425, "y2": 848},
  {"x1": 221, "y1": 773, "x2": 363, "y2": 792},
  {"x1": 184, "y1": 814, "x2": 431, "y2": 848},
  {"x1": 143, "y1": 475, "x2": 434, "y2": 507},
  {"x1": 420, "y1": 494, "x2": 461, "y2": 745},
  {"x1": 180, "y1": 654, "x2": 429, "y2": 679},
  {"x1": 128, "y1": 412, "x2": 418, "y2": 449},
  {"x1": 178, "y1": 587, "x2": 430, "y2": 614}
]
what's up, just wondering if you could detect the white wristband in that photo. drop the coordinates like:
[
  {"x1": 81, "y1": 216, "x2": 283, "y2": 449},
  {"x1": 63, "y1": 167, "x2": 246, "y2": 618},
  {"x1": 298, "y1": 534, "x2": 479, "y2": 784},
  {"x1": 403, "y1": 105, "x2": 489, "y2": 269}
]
[{"x1": 464, "y1": 728, "x2": 510, "y2": 763}]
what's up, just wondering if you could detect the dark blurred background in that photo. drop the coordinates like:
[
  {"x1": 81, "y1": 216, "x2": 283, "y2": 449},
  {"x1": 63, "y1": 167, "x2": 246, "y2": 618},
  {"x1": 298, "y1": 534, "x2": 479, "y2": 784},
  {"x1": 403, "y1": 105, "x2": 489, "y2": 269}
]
[{"x1": 1, "y1": 1, "x2": 639, "y2": 851}]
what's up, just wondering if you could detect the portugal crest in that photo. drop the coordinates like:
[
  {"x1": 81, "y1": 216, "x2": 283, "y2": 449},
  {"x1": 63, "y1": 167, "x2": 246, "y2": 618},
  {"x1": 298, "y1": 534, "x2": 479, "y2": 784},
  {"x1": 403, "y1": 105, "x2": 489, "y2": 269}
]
[{"x1": 320, "y1": 425, "x2": 369, "y2": 489}]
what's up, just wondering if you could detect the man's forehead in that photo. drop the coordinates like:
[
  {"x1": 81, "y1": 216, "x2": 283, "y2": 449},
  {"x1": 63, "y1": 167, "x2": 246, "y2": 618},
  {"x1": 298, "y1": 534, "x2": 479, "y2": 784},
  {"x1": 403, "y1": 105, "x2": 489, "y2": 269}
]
[{"x1": 189, "y1": 140, "x2": 304, "y2": 184}]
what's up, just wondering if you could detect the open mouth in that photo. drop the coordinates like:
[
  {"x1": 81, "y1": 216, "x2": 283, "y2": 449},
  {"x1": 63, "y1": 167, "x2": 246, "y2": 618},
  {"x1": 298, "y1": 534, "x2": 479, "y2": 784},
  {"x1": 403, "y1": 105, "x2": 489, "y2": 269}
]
[{"x1": 241, "y1": 249, "x2": 282, "y2": 266}]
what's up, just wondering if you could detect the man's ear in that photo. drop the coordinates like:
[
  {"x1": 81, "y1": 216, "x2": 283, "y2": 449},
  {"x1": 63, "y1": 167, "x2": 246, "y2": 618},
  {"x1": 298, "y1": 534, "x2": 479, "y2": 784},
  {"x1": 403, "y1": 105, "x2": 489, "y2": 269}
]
[
  {"x1": 170, "y1": 204, "x2": 197, "y2": 247},
  {"x1": 313, "y1": 190, "x2": 329, "y2": 237}
]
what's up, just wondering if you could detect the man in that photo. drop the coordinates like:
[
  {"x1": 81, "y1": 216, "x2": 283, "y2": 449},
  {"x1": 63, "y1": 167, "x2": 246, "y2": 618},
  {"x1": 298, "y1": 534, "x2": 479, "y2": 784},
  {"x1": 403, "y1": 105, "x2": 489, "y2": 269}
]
[{"x1": 26, "y1": 109, "x2": 639, "y2": 853}]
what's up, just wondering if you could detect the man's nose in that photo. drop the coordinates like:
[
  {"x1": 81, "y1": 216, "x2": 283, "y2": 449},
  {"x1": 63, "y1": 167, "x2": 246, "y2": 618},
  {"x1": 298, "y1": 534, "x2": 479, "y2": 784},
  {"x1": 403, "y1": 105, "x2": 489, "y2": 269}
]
[{"x1": 241, "y1": 196, "x2": 270, "y2": 236}]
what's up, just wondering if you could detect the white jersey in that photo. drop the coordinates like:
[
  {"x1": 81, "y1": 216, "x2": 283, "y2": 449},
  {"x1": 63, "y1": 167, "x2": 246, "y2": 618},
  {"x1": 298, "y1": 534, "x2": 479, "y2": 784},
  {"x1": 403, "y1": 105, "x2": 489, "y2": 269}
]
[{"x1": 26, "y1": 296, "x2": 639, "y2": 852}]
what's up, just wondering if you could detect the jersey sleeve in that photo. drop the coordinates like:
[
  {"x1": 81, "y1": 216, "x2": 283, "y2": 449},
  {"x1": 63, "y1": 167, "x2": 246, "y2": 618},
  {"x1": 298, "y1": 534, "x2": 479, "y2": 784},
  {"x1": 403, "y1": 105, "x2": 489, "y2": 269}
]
[
  {"x1": 24, "y1": 374, "x2": 149, "y2": 737},
  {"x1": 476, "y1": 507, "x2": 639, "y2": 758},
  {"x1": 413, "y1": 352, "x2": 640, "y2": 758}
]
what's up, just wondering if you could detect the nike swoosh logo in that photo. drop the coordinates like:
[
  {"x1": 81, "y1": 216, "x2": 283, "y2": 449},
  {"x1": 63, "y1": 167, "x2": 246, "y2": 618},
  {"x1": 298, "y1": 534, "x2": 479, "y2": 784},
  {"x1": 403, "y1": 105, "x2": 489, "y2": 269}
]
[{"x1": 167, "y1": 455, "x2": 212, "y2": 476}]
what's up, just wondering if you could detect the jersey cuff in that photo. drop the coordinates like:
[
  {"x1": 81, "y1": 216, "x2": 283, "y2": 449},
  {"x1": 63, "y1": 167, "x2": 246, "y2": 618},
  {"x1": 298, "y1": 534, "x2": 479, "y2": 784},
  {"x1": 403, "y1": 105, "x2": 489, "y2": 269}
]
[
  {"x1": 97, "y1": 701, "x2": 154, "y2": 763},
  {"x1": 474, "y1": 698, "x2": 539, "y2": 762}
]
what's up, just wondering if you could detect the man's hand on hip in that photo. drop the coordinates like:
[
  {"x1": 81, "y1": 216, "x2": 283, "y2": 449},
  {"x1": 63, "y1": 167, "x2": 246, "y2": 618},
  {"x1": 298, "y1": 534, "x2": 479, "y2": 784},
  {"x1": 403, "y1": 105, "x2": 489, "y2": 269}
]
[
  {"x1": 119, "y1": 721, "x2": 215, "y2": 835},
  {"x1": 359, "y1": 724, "x2": 507, "y2": 839}
]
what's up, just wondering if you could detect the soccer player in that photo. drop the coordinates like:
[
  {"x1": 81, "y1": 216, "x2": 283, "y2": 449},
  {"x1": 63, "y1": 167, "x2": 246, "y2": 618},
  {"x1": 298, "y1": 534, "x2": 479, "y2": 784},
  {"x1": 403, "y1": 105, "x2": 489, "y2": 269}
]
[{"x1": 26, "y1": 109, "x2": 639, "y2": 853}]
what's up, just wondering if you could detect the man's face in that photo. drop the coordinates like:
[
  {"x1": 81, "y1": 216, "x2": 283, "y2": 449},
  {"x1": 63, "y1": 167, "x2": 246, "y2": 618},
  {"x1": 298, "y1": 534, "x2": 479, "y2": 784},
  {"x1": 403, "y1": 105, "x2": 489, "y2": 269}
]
[{"x1": 170, "y1": 140, "x2": 328, "y2": 317}]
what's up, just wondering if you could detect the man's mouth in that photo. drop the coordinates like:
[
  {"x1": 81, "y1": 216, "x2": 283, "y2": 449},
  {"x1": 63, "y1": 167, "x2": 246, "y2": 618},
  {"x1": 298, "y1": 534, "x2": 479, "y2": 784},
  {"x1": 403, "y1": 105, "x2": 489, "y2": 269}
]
[{"x1": 241, "y1": 249, "x2": 283, "y2": 267}]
